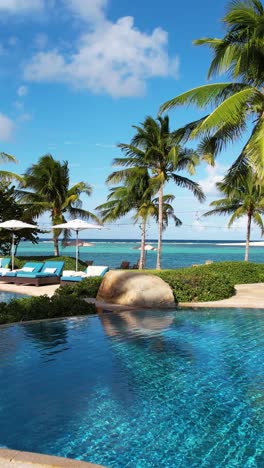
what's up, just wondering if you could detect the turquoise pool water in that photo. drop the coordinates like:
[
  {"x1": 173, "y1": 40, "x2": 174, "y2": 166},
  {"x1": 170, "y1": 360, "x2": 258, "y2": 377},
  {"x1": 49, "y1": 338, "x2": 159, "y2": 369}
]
[{"x1": 0, "y1": 309, "x2": 263, "y2": 467}]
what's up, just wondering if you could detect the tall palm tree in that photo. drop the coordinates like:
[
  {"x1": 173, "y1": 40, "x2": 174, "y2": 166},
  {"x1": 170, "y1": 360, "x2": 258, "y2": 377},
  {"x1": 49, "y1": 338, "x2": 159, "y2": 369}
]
[
  {"x1": 18, "y1": 154, "x2": 98, "y2": 256},
  {"x1": 109, "y1": 116, "x2": 204, "y2": 269},
  {"x1": 97, "y1": 167, "x2": 154, "y2": 269},
  {"x1": 204, "y1": 170, "x2": 264, "y2": 261},
  {"x1": 97, "y1": 181, "x2": 181, "y2": 269},
  {"x1": 160, "y1": 0, "x2": 264, "y2": 176},
  {"x1": 0, "y1": 152, "x2": 23, "y2": 183}
]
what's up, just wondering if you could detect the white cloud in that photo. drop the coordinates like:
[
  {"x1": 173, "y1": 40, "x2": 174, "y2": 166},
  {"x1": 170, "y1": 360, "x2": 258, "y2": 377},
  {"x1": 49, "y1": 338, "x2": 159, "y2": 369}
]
[
  {"x1": 95, "y1": 143, "x2": 115, "y2": 148},
  {"x1": 0, "y1": 0, "x2": 44, "y2": 13},
  {"x1": 198, "y1": 163, "x2": 227, "y2": 196},
  {"x1": 0, "y1": 113, "x2": 15, "y2": 140},
  {"x1": 17, "y1": 85, "x2": 28, "y2": 96},
  {"x1": 64, "y1": 0, "x2": 107, "y2": 22},
  {"x1": 24, "y1": 8, "x2": 178, "y2": 97}
]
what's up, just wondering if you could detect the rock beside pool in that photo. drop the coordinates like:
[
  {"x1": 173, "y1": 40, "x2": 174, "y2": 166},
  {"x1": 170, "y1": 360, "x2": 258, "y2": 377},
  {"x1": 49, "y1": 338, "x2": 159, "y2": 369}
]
[{"x1": 96, "y1": 271, "x2": 175, "y2": 308}]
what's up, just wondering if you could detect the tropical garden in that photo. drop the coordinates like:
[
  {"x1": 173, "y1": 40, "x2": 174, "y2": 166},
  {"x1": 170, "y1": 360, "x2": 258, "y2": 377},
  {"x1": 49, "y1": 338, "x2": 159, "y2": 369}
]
[{"x1": 0, "y1": 0, "x2": 264, "y2": 316}]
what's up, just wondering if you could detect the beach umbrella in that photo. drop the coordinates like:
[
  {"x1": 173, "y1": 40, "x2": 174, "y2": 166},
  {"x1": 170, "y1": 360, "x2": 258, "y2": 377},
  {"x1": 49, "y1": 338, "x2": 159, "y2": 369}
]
[
  {"x1": 132, "y1": 244, "x2": 156, "y2": 251},
  {"x1": 51, "y1": 219, "x2": 104, "y2": 271},
  {"x1": 0, "y1": 219, "x2": 38, "y2": 270}
]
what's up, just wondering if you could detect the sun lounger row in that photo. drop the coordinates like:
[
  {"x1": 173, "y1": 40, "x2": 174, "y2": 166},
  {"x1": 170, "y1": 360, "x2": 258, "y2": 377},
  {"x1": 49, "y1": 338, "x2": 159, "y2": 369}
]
[{"x1": 0, "y1": 260, "x2": 109, "y2": 286}]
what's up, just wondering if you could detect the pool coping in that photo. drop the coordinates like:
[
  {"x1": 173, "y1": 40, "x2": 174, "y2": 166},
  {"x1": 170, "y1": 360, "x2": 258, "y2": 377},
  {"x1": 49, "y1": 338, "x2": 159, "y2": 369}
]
[{"x1": 0, "y1": 448, "x2": 105, "y2": 467}]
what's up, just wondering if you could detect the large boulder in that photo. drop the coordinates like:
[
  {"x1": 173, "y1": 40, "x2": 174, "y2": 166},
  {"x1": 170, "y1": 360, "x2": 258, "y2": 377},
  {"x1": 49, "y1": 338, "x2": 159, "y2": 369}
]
[{"x1": 96, "y1": 270, "x2": 175, "y2": 308}]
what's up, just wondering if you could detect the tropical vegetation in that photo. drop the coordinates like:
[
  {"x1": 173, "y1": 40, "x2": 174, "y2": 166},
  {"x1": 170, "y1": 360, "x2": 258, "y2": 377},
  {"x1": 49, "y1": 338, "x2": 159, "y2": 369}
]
[
  {"x1": 160, "y1": 0, "x2": 264, "y2": 177},
  {"x1": 0, "y1": 295, "x2": 96, "y2": 325},
  {"x1": 106, "y1": 115, "x2": 204, "y2": 269},
  {"x1": 97, "y1": 167, "x2": 181, "y2": 269},
  {"x1": 17, "y1": 154, "x2": 98, "y2": 256},
  {"x1": 204, "y1": 169, "x2": 264, "y2": 261},
  {"x1": 0, "y1": 152, "x2": 23, "y2": 183},
  {"x1": 0, "y1": 181, "x2": 39, "y2": 256}
]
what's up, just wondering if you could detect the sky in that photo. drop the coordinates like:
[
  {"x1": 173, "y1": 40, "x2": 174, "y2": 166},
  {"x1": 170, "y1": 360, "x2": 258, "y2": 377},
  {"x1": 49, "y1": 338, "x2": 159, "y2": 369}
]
[{"x1": 0, "y1": 0, "x2": 259, "y2": 240}]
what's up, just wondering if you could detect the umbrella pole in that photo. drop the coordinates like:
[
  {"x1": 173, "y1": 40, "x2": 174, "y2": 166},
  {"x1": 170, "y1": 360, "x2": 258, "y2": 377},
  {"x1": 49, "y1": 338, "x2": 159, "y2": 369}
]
[
  {"x1": 12, "y1": 232, "x2": 15, "y2": 271},
  {"x1": 76, "y1": 230, "x2": 79, "y2": 272}
]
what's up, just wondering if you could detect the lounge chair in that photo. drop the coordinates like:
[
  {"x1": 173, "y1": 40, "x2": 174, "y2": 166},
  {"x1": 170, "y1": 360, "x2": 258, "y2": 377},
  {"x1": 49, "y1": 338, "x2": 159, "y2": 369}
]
[
  {"x1": 13, "y1": 261, "x2": 64, "y2": 286},
  {"x1": 0, "y1": 262, "x2": 44, "y2": 283},
  {"x1": 119, "y1": 261, "x2": 130, "y2": 269},
  {"x1": 60, "y1": 265, "x2": 109, "y2": 285},
  {"x1": 0, "y1": 258, "x2": 11, "y2": 276}
]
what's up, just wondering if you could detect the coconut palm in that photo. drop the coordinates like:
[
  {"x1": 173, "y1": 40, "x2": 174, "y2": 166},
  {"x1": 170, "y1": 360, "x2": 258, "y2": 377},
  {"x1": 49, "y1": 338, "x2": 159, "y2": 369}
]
[
  {"x1": 0, "y1": 152, "x2": 23, "y2": 183},
  {"x1": 109, "y1": 116, "x2": 204, "y2": 269},
  {"x1": 97, "y1": 178, "x2": 181, "y2": 269},
  {"x1": 17, "y1": 154, "x2": 98, "y2": 256},
  {"x1": 97, "y1": 167, "x2": 154, "y2": 269},
  {"x1": 160, "y1": 0, "x2": 264, "y2": 176},
  {"x1": 204, "y1": 169, "x2": 264, "y2": 261},
  {"x1": 194, "y1": 0, "x2": 264, "y2": 86}
]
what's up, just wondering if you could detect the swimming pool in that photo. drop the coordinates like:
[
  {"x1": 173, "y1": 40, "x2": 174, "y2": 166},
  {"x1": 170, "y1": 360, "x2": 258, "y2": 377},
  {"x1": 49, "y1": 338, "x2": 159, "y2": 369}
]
[{"x1": 0, "y1": 308, "x2": 263, "y2": 467}]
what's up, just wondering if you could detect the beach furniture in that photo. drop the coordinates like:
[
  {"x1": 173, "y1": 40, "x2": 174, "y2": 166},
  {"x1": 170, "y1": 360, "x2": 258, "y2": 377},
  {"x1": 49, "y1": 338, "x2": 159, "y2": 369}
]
[
  {"x1": 119, "y1": 261, "x2": 130, "y2": 269},
  {"x1": 0, "y1": 258, "x2": 11, "y2": 275},
  {"x1": 132, "y1": 260, "x2": 139, "y2": 269},
  {"x1": 13, "y1": 261, "x2": 64, "y2": 286},
  {"x1": 0, "y1": 262, "x2": 44, "y2": 283},
  {"x1": 60, "y1": 265, "x2": 109, "y2": 285}
]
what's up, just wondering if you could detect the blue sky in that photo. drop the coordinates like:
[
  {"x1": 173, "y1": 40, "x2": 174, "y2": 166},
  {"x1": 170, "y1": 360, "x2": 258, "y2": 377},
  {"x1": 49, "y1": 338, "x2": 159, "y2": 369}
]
[{"x1": 0, "y1": 0, "x2": 259, "y2": 240}]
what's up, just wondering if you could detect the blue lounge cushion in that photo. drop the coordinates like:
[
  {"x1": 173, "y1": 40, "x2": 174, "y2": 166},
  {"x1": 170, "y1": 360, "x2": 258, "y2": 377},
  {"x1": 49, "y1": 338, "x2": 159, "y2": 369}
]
[
  {"x1": 4, "y1": 262, "x2": 44, "y2": 277},
  {"x1": 15, "y1": 261, "x2": 64, "y2": 278}
]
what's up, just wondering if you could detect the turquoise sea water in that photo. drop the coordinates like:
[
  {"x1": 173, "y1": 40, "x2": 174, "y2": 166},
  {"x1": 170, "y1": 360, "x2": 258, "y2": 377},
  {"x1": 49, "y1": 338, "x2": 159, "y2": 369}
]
[
  {"x1": 17, "y1": 239, "x2": 264, "y2": 269},
  {"x1": 0, "y1": 309, "x2": 263, "y2": 467}
]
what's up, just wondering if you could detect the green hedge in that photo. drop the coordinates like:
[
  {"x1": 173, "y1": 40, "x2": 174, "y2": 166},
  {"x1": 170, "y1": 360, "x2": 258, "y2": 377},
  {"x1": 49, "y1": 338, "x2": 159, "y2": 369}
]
[
  {"x1": 56, "y1": 277, "x2": 103, "y2": 298},
  {"x1": 0, "y1": 295, "x2": 96, "y2": 325},
  {"x1": 156, "y1": 268, "x2": 235, "y2": 302},
  {"x1": 199, "y1": 261, "x2": 264, "y2": 284}
]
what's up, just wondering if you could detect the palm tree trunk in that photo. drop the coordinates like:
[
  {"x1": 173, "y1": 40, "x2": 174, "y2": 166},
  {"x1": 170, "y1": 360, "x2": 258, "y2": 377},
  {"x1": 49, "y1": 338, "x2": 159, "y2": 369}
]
[
  {"x1": 245, "y1": 212, "x2": 252, "y2": 262},
  {"x1": 139, "y1": 218, "x2": 146, "y2": 270},
  {"x1": 53, "y1": 233, "x2": 60, "y2": 256},
  {"x1": 156, "y1": 183, "x2": 163, "y2": 270}
]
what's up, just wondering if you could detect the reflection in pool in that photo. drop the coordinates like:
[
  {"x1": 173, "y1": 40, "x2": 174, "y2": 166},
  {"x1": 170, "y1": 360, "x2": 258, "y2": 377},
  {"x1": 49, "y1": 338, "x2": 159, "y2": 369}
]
[{"x1": 0, "y1": 308, "x2": 263, "y2": 467}]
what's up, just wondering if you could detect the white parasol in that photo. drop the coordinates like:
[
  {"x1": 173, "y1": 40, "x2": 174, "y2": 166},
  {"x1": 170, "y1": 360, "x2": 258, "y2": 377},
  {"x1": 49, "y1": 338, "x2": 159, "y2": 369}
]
[
  {"x1": 51, "y1": 219, "x2": 104, "y2": 271},
  {"x1": 0, "y1": 219, "x2": 38, "y2": 270}
]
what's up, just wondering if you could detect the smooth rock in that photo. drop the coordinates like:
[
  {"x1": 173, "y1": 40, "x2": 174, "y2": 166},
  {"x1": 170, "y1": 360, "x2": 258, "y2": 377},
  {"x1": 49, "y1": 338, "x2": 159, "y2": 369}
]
[{"x1": 96, "y1": 270, "x2": 175, "y2": 308}]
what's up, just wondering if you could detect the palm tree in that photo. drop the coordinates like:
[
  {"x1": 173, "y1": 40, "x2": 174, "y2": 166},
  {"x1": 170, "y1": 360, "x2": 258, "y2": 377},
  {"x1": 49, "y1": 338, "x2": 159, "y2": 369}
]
[
  {"x1": 109, "y1": 116, "x2": 204, "y2": 269},
  {"x1": 0, "y1": 152, "x2": 24, "y2": 183},
  {"x1": 160, "y1": 0, "x2": 264, "y2": 176},
  {"x1": 18, "y1": 154, "x2": 98, "y2": 256},
  {"x1": 97, "y1": 179, "x2": 181, "y2": 269},
  {"x1": 204, "y1": 170, "x2": 264, "y2": 261},
  {"x1": 97, "y1": 167, "x2": 155, "y2": 269}
]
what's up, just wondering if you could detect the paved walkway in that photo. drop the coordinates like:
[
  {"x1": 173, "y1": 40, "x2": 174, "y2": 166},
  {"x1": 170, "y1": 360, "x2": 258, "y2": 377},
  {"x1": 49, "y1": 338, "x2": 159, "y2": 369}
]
[
  {"x1": 180, "y1": 283, "x2": 264, "y2": 309},
  {"x1": 0, "y1": 282, "x2": 264, "y2": 309}
]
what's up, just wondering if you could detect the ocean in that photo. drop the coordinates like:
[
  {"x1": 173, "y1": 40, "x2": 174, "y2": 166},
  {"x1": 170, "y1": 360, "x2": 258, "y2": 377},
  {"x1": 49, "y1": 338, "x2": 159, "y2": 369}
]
[{"x1": 16, "y1": 239, "x2": 264, "y2": 269}]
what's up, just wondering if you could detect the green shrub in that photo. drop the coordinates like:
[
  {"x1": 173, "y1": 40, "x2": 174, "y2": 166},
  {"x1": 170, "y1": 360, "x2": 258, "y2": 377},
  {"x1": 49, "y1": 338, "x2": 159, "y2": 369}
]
[
  {"x1": 0, "y1": 295, "x2": 96, "y2": 325},
  {"x1": 56, "y1": 277, "x2": 103, "y2": 298},
  {"x1": 155, "y1": 268, "x2": 235, "y2": 302},
  {"x1": 202, "y1": 261, "x2": 264, "y2": 284}
]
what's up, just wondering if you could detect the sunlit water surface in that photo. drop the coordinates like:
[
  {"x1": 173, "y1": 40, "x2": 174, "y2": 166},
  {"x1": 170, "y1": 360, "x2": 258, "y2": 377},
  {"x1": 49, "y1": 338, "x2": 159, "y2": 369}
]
[{"x1": 0, "y1": 308, "x2": 263, "y2": 467}]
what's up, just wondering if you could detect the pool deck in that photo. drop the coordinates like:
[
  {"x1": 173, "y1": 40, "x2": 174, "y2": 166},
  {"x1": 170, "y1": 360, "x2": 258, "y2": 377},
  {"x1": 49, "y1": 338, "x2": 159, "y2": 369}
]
[
  {"x1": 0, "y1": 449, "x2": 104, "y2": 467},
  {"x1": 0, "y1": 282, "x2": 264, "y2": 309}
]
